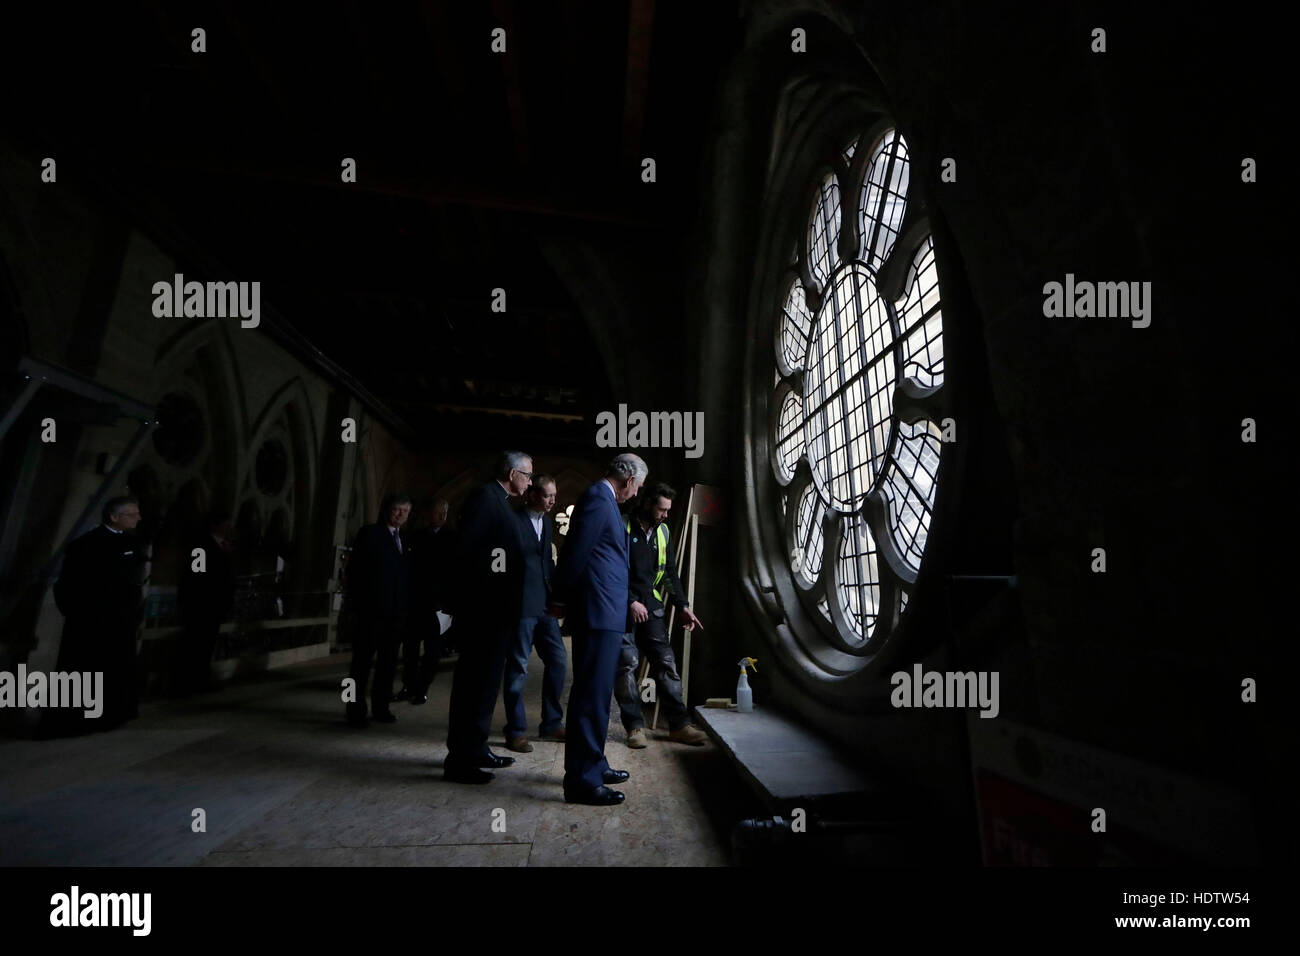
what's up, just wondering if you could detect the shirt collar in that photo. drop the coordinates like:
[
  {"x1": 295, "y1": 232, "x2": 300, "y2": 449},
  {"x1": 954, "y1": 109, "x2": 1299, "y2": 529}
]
[
  {"x1": 601, "y1": 479, "x2": 618, "y2": 501},
  {"x1": 104, "y1": 524, "x2": 123, "y2": 534}
]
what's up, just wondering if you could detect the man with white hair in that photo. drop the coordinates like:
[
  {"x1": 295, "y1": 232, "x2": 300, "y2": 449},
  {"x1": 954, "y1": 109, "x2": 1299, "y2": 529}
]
[
  {"x1": 50, "y1": 495, "x2": 145, "y2": 732},
  {"x1": 443, "y1": 451, "x2": 532, "y2": 784},
  {"x1": 548, "y1": 453, "x2": 646, "y2": 805}
]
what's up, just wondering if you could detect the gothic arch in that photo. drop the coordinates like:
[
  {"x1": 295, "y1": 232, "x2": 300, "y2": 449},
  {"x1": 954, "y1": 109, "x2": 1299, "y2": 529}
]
[
  {"x1": 152, "y1": 319, "x2": 248, "y2": 510},
  {"x1": 244, "y1": 376, "x2": 319, "y2": 513},
  {"x1": 241, "y1": 377, "x2": 322, "y2": 587},
  {"x1": 153, "y1": 318, "x2": 250, "y2": 441}
]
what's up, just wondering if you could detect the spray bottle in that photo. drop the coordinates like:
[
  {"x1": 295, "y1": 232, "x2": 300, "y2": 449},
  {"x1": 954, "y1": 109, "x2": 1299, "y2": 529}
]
[{"x1": 736, "y1": 657, "x2": 758, "y2": 713}]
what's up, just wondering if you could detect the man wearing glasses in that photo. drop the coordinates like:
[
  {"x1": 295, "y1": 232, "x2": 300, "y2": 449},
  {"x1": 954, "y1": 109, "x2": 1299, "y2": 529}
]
[
  {"x1": 51, "y1": 496, "x2": 146, "y2": 732},
  {"x1": 443, "y1": 451, "x2": 532, "y2": 784}
]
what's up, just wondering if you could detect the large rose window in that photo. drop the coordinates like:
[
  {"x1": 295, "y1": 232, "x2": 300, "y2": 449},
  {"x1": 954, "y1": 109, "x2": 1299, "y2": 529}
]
[{"x1": 771, "y1": 128, "x2": 945, "y2": 649}]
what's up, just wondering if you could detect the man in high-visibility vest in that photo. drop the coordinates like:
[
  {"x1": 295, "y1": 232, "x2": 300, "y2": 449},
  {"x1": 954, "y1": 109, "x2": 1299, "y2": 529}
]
[{"x1": 613, "y1": 482, "x2": 706, "y2": 748}]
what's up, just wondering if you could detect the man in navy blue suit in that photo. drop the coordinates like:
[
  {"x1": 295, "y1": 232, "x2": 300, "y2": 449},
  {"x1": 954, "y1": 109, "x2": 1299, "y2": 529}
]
[
  {"x1": 549, "y1": 453, "x2": 647, "y2": 806},
  {"x1": 443, "y1": 451, "x2": 532, "y2": 784},
  {"x1": 502, "y1": 474, "x2": 567, "y2": 752}
]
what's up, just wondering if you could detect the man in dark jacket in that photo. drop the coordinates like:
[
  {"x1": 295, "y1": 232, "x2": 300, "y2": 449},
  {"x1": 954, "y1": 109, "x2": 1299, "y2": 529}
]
[
  {"x1": 502, "y1": 474, "x2": 567, "y2": 752},
  {"x1": 344, "y1": 492, "x2": 411, "y2": 727},
  {"x1": 613, "y1": 482, "x2": 705, "y2": 747},
  {"x1": 443, "y1": 452, "x2": 530, "y2": 784},
  {"x1": 176, "y1": 511, "x2": 235, "y2": 694},
  {"x1": 51, "y1": 495, "x2": 146, "y2": 731}
]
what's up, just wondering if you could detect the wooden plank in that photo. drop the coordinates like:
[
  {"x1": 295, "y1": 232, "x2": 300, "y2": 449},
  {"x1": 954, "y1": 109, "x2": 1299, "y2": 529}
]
[
  {"x1": 680, "y1": 512, "x2": 698, "y2": 714},
  {"x1": 653, "y1": 483, "x2": 692, "y2": 730}
]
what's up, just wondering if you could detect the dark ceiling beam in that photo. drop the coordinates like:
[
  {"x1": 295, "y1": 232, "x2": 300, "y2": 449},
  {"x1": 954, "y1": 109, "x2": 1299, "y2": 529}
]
[
  {"x1": 621, "y1": 0, "x2": 656, "y2": 169},
  {"x1": 490, "y1": 0, "x2": 531, "y2": 170},
  {"x1": 403, "y1": 403, "x2": 584, "y2": 423},
  {"x1": 136, "y1": 157, "x2": 656, "y2": 226}
]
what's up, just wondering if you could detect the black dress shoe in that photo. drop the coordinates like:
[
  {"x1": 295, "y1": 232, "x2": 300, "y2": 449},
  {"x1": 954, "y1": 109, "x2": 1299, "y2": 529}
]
[
  {"x1": 602, "y1": 769, "x2": 630, "y2": 784},
  {"x1": 409, "y1": 693, "x2": 428, "y2": 705},
  {"x1": 444, "y1": 763, "x2": 494, "y2": 784},
  {"x1": 477, "y1": 752, "x2": 515, "y2": 769},
  {"x1": 391, "y1": 687, "x2": 412, "y2": 702},
  {"x1": 564, "y1": 785, "x2": 625, "y2": 806},
  {"x1": 372, "y1": 711, "x2": 398, "y2": 724}
]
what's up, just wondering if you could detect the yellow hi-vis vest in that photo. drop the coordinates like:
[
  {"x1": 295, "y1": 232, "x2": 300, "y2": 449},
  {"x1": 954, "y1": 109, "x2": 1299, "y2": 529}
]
[{"x1": 626, "y1": 516, "x2": 670, "y2": 604}]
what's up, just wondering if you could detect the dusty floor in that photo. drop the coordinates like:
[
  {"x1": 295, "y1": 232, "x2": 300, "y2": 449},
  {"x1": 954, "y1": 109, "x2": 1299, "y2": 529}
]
[{"x1": 0, "y1": 644, "x2": 746, "y2": 865}]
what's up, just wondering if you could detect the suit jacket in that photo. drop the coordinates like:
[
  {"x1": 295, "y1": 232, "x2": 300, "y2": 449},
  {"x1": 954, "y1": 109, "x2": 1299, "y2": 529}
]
[
  {"x1": 346, "y1": 522, "x2": 409, "y2": 619},
  {"x1": 515, "y1": 508, "x2": 555, "y2": 618},
  {"x1": 178, "y1": 533, "x2": 235, "y2": 625},
  {"x1": 552, "y1": 481, "x2": 629, "y2": 632},
  {"x1": 53, "y1": 525, "x2": 143, "y2": 624},
  {"x1": 452, "y1": 481, "x2": 524, "y2": 626}
]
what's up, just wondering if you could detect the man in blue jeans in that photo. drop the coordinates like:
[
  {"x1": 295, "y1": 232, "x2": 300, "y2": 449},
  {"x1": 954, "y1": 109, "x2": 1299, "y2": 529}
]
[{"x1": 502, "y1": 475, "x2": 567, "y2": 752}]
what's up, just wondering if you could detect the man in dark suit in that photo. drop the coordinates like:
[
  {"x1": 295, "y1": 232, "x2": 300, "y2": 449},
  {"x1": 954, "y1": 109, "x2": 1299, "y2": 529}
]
[
  {"x1": 549, "y1": 453, "x2": 647, "y2": 806},
  {"x1": 51, "y1": 495, "x2": 145, "y2": 732},
  {"x1": 443, "y1": 451, "x2": 531, "y2": 784},
  {"x1": 502, "y1": 474, "x2": 567, "y2": 752},
  {"x1": 344, "y1": 492, "x2": 411, "y2": 727},
  {"x1": 176, "y1": 511, "x2": 235, "y2": 695}
]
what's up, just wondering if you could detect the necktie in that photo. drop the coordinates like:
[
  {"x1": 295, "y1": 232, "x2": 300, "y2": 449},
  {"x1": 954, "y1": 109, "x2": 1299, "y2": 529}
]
[{"x1": 392, "y1": 528, "x2": 401, "y2": 553}]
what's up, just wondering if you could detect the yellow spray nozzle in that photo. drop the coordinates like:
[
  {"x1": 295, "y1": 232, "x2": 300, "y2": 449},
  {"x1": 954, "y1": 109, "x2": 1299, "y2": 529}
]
[{"x1": 738, "y1": 657, "x2": 757, "y2": 673}]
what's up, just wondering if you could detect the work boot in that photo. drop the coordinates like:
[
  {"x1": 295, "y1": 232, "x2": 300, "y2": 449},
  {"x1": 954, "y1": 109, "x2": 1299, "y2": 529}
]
[
  {"x1": 625, "y1": 727, "x2": 647, "y2": 749},
  {"x1": 506, "y1": 736, "x2": 533, "y2": 753},
  {"x1": 668, "y1": 724, "x2": 707, "y2": 746}
]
